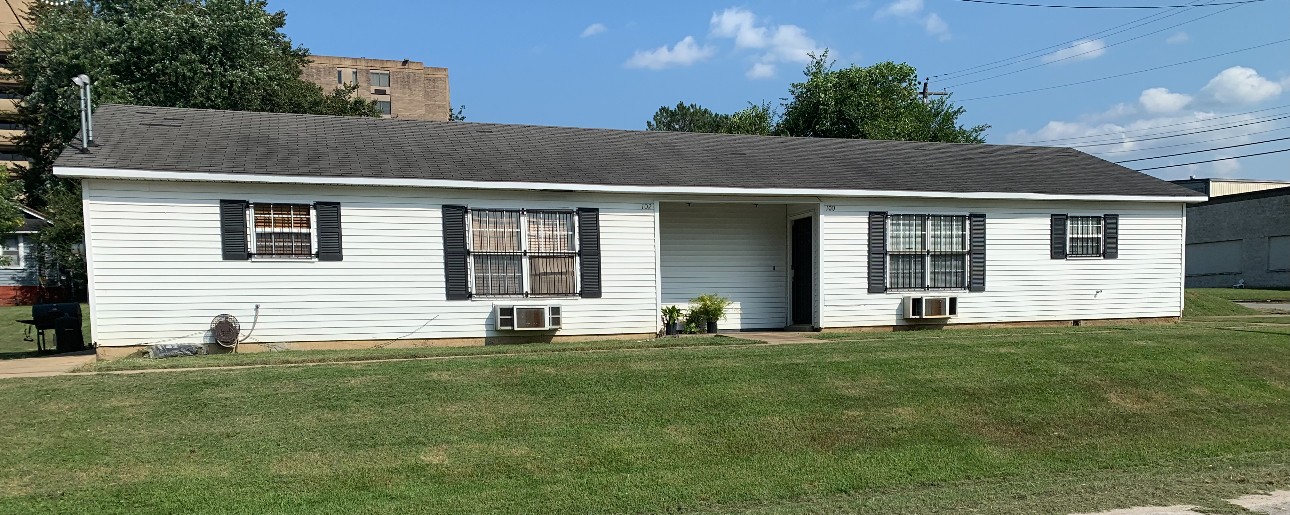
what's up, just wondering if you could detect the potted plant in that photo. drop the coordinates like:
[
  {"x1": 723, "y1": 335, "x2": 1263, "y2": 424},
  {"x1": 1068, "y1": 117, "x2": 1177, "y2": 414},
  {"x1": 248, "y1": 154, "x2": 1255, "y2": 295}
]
[
  {"x1": 692, "y1": 293, "x2": 732, "y2": 334},
  {"x1": 661, "y1": 305, "x2": 685, "y2": 336},
  {"x1": 685, "y1": 308, "x2": 709, "y2": 334}
]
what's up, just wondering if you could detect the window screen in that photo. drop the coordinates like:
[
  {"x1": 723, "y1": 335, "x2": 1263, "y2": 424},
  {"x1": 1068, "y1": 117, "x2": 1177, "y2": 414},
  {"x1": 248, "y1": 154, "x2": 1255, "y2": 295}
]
[
  {"x1": 252, "y1": 204, "x2": 312, "y2": 258},
  {"x1": 469, "y1": 209, "x2": 579, "y2": 297},
  {"x1": 370, "y1": 70, "x2": 391, "y2": 87},
  {"x1": 1068, "y1": 216, "x2": 1104, "y2": 257},
  {"x1": 888, "y1": 214, "x2": 968, "y2": 291}
]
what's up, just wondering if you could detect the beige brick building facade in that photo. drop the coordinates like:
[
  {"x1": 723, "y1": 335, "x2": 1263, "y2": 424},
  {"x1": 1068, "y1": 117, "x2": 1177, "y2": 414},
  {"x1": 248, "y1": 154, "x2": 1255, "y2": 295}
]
[
  {"x1": 302, "y1": 55, "x2": 450, "y2": 121},
  {"x1": 0, "y1": 0, "x2": 32, "y2": 171}
]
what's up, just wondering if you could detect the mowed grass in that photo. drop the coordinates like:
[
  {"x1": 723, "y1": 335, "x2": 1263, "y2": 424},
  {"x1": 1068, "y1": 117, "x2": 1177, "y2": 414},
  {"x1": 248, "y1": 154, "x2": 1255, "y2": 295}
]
[
  {"x1": 1184, "y1": 289, "x2": 1261, "y2": 317},
  {"x1": 3, "y1": 323, "x2": 1290, "y2": 513},
  {"x1": 1195, "y1": 288, "x2": 1290, "y2": 302},
  {"x1": 0, "y1": 304, "x2": 91, "y2": 359}
]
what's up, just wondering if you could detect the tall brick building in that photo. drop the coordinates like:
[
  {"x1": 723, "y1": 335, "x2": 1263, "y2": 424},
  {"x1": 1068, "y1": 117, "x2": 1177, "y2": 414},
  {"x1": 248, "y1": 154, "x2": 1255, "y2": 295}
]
[
  {"x1": 301, "y1": 55, "x2": 451, "y2": 121},
  {"x1": 0, "y1": 0, "x2": 31, "y2": 171}
]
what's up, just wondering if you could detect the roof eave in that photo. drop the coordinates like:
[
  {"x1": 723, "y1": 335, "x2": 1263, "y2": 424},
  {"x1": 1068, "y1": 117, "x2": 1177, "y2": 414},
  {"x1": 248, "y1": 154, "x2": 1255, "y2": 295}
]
[{"x1": 55, "y1": 166, "x2": 1210, "y2": 204}]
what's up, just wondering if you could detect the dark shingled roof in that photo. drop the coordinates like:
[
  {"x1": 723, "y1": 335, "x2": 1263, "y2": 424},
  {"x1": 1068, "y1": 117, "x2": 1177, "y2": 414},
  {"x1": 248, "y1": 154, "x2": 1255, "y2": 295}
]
[{"x1": 55, "y1": 104, "x2": 1203, "y2": 198}]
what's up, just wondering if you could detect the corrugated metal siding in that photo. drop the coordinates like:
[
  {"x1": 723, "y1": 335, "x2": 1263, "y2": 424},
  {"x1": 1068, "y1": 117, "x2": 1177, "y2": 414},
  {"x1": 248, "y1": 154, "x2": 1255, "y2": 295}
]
[
  {"x1": 1209, "y1": 181, "x2": 1290, "y2": 197},
  {"x1": 82, "y1": 179, "x2": 660, "y2": 347},
  {"x1": 660, "y1": 203, "x2": 788, "y2": 330},
  {"x1": 820, "y1": 199, "x2": 1185, "y2": 327}
]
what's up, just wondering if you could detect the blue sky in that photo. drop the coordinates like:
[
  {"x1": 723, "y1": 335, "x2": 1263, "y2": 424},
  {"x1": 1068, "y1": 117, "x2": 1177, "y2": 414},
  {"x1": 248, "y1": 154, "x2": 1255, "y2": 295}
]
[{"x1": 268, "y1": 0, "x2": 1290, "y2": 181}]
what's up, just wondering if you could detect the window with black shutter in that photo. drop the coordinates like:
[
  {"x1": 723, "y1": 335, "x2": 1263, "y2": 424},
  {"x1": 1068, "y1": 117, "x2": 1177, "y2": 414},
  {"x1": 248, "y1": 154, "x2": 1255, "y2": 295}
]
[
  {"x1": 444, "y1": 206, "x2": 592, "y2": 299},
  {"x1": 219, "y1": 201, "x2": 343, "y2": 261},
  {"x1": 1052, "y1": 214, "x2": 1119, "y2": 259}
]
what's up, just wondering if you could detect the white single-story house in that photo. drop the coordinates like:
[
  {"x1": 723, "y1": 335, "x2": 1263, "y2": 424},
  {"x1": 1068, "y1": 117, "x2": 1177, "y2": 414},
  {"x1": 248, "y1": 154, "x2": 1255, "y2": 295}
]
[
  {"x1": 0, "y1": 205, "x2": 55, "y2": 306},
  {"x1": 54, "y1": 105, "x2": 1207, "y2": 358}
]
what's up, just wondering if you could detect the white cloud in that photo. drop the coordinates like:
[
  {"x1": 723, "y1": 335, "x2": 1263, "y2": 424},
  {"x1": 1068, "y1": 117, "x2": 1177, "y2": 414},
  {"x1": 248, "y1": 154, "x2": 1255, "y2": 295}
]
[
  {"x1": 624, "y1": 36, "x2": 714, "y2": 70},
  {"x1": 1041, "y1": 39, "x2": 1106, "y2": 63},
  {"x1": 708, "y1": 7, "x2": 823, "y2": 80},
  {"x1": 1202, "y1": 66, "x2": 1283, "y2": 104},
  {"x1": 580, "y1": 23, "x2": 607, "y2": 38},
  {"x1": 1165, "y1": 31, "x2": 1189, "y2": 44},
  {"x1": 1211, "y1": 156, "x2": 1242, "y2": 177},
  {"x1": 710, "y1": 8, "x2": 767, "y2": 49},
  {"x1": 874, "y1": 0, "x2": 951, "y2": 40},
  {"x1": 877, "y1": 0, "x2": 924, "y2": 18},
  {"x1": 1139, "y1": 87, "x2": 1192, "y2": 114},
  {"x1": 746, "y1": 62, "x2": 776, "y2": 79},
  {"x1": 1080, "y1": 102, "x2": 1138, "y2": 123}
]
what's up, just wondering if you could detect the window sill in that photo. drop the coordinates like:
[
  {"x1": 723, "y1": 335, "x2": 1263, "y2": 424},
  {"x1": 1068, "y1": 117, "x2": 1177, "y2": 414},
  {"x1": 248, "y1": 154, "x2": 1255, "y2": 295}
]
[
  {"x1": 250, "y1": 257, "x2": 318, "y2": 263},
  {"x1": 472, "y1": 296, "x2": 580, "y2": 301},
  {"x1": 884, "y1": 289, "x2": 969, "y2": 294}
]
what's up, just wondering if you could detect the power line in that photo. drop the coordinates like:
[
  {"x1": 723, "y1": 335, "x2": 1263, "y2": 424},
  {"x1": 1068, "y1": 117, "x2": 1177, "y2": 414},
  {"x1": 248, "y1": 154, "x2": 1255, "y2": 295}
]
[
  {"x1": 933, "y1": 2, "x2": 1197, "y2": 80},
  {"x1": 1015, "y1": 104, "x2": 1290, "y2": 144},
  {"x1": 1114, "y1": 136, "x2": 1290, "y2": 162},
  {"x1": 1071, "y1": 114, "x2": 1290, "y2": 148},
  {"x1": 944, "y1": 3, "x2": 1241, "y2": 88},
  {"x1": 956, "y1": 37, "x2": 1290, "y2": 101},
  {"x1": 1133, "y1": 147, "x2": 1290, "y2": 171},
  {"x1": 955, "y1": 0, "x2": 1264, "y2": 8},
  {"x1": 1057, "y1": 111, "x2": 1290, "y2": 146},
  {"x1": 1092, "y1": 124, "x2": 1290, "y2": 154}
]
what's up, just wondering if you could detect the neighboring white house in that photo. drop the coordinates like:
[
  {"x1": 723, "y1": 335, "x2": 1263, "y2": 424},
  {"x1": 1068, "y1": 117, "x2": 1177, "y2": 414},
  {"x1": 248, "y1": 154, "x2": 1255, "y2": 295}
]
[{"x1": 54, "y1": 105, "x2": 1207, "y2": 358}]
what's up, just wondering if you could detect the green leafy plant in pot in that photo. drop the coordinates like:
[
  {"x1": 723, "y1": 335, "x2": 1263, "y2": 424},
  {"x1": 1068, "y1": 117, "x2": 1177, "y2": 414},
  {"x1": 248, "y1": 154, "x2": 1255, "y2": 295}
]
[
  {"x1": 661, "y1": 305, "x2": 685, "y2": 336},
  {"x1": 691, "y1": 293, "x2": 732, "y2": 334}
]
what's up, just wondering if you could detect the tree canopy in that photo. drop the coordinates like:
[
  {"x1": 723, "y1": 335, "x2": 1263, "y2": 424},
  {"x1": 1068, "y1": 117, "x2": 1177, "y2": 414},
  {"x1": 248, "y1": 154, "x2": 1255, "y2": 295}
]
[
  {"x1": 6, "y1": 0, "x2": 380, "y2": 294},
  {"x1": 646, "y1": 52, "x2": 988, "y2": 144}
]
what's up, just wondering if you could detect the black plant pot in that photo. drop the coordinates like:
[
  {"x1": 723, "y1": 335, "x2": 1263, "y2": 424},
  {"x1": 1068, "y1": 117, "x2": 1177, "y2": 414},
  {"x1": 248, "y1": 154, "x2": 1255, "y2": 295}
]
[
  {"x1": 665, "y1": 322, "x2": 679, "y2": 336},
  {"x1": 706, "y1": 320, "x2": 718, "y2": 334}
]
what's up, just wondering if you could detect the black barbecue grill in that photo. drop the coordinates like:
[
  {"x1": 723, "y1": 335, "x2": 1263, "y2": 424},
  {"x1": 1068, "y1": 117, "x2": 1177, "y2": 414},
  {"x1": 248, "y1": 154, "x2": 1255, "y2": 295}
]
[{"x1": 18, "y1": 303, "x2": 84, "y2": 352}]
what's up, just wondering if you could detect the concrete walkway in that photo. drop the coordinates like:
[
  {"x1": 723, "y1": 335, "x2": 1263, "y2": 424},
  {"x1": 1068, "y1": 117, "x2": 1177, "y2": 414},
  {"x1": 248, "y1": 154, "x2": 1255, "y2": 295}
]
[
  {"x1": 1239, "y1": 302, "x2": 1290, "y2": 314},
  {"x1": 732, "y1": 331, "x2": 822, "y2": 344},
  {"x1": 0, "y1": 351, "x2": 96, "y2": 379},
  {"x1": 1076, "y1": 491, "x2": 1290, "y2": 515}
]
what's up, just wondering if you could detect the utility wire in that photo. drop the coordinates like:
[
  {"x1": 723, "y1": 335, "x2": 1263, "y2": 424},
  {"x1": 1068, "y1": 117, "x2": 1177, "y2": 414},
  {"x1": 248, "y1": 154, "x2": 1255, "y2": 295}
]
[
  {"x1": 1133, "y1": 147, "x2": 1290, "y2": 171},
  {"x1": 955, "y1": 0, "x2": 1264, "y2": 8},
  {"x1": 934, "y1": 2, "x2": 1196, "y2": 80},
  {"x1": 957, "y1": 37, "x2": 1290, "y2": 101},
  {"x1": 1015, "y1": 104, "x2": 1290, "y2": 144},
  {"x1": 1092, "y1": 124, "x2": 1290, "y2": 154},
  {"x1": 944, "y1": 3, "x2": 1240, "y2": 88},
  {"x1": 1059, "y1": 112, "x2": 1290, "y2": 146},
  {"x1": 1114, "y1": 136, "x2": 1290, "y2": 162},
  {"x1": 1071, "y1": 114, "x2": 1290, "y2": 148}
]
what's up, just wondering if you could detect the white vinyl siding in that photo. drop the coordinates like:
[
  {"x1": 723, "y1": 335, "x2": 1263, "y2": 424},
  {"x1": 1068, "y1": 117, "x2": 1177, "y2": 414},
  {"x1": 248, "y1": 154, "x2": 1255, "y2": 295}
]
[
  {"x1": 660, "y1": 203, "x2": 788, "y2": 330},
  {"x1": 821, "y1": 199, "x2": 1185, "y2": 328},
  {"x1": 82, "y1": 179, "x2": 659, "y2": 347}
]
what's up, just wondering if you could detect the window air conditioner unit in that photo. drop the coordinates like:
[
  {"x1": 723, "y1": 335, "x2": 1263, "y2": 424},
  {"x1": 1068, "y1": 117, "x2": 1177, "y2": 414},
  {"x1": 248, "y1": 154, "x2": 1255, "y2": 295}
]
[
  {"x1": 903, "y1": 296, "x2": 958, "y2": 320},
  {"x1": 373, "y1": 88, "x2": 388, "y2": 95},
  {"x1": 495, "y1": 306, "x2": 562, "y2": 331}
]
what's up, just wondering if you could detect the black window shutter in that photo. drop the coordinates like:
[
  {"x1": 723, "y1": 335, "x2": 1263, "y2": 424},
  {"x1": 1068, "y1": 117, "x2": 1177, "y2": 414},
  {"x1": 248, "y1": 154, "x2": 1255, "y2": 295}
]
[
  {"x1": 442, "y1": 205, "x2": 470, "y2": 300},
  {"x1": 315, "y1": 202, "x2": 343, "y2": 261},
  {"x1": 219, "y1": 200, "x2": 249, "y2": 260},
  {"x1": 1103, "y1": 214, "x2": 1119, "y2": 259},
  {"x1": 1050, "y1": 214, "x2": 1068, "y2": 260},
  {"x1": 868, "y1": 212, "x2": 887, "y2": 294},
  {"x1": 969, "y1": 213, "x2": 987, "y2": 292},
  {"x1": 577, "y1": 208, "x2": 602, "y2": 298}
]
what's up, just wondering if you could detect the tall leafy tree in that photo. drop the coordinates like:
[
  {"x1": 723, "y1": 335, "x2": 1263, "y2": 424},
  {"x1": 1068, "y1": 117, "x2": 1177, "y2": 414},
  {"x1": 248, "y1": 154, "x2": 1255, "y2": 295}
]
[
  {"x1": 646, "y1": 102, "x2": 730, "y2": 133},
  {"x1": 778, "y1": 52, "x2": 987, "y2": 143},
  {"x1": 7, "y1": 0, "x2": 380, "y2": 295},
  {"x1": 644, "y1": 52, "x2": 988, "y2": 143}
]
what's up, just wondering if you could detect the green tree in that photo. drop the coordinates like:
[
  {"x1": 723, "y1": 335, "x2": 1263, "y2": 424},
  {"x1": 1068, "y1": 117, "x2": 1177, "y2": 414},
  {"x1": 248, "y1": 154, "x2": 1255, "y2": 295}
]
[
  {"x1": 7, "y1": 0, "x2": 380, "y2": 295},
  {"x1": 778, "y1": 52, "x2": 988, "y2": 143},
  {"x1": 646, "y1": 102, "x2": 730, "y2": 133},
  {"x1": 644, "y1": 52, "x2": 988, "y2": 143}
]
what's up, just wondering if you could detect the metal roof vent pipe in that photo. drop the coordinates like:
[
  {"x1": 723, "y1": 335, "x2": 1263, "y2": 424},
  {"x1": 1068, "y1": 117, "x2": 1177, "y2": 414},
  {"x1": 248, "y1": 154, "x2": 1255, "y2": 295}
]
[{"x1": 72, "y1": 74, "x2": 94, "y2": 152}]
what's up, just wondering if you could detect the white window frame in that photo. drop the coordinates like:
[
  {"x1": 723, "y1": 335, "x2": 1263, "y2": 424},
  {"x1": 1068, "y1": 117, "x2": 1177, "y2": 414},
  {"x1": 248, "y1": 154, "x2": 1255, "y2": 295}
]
[
  {"x1": 466, "y1": 208, "x2": 580, "y2": 298},
  {"x1": 0, "y1": 234, "x2": 23, "y2": 269},
  {"x1": 247, "y1": 203, "x2": 318, "y2": 261},
  {"x1": 886, "y1": 214, "x2": 970, "y2": 292},
  {"x1": 1066, "y1": 215, "x2": 1105, "y2": 258}
]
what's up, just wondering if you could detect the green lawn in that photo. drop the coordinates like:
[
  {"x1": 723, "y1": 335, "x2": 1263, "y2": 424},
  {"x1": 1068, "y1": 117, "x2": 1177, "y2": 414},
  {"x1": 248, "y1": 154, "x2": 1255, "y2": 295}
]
[
  {"x1": 0, "y1": 303, "x2": 91, "y2": 359},
  {"x1": 3, "y1": 322, "x2": 1290, "y2": 513},
  {"x1": 1193, "y1": 288, "x2": 1290, "y2": 302}
]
